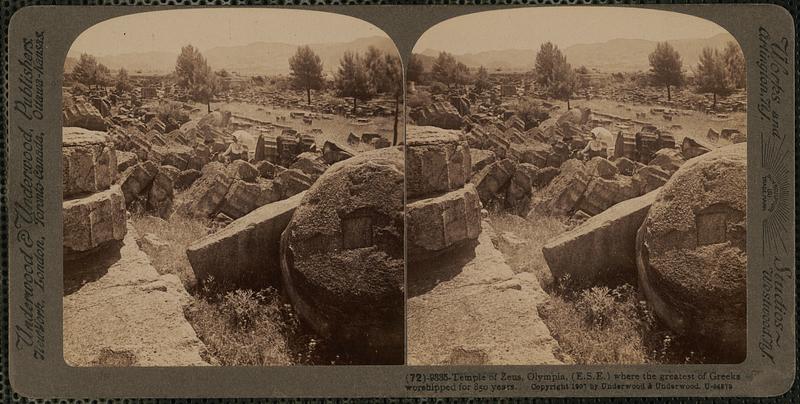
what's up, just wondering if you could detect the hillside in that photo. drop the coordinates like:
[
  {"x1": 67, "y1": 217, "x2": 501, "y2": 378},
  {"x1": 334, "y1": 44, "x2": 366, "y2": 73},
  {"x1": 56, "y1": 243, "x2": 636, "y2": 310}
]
[
  {"x1": 65, "y1": 36, "x2": 396, "y2": 75},
  {"x1": 417, "y1": 33, "x2": 737, "y2": 73}
]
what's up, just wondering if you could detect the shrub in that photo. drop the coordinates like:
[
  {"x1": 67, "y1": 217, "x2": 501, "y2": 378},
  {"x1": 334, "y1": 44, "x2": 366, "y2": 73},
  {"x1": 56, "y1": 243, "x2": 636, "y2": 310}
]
[
  {"x1": 407, "y1": 89, "x2": 433, "y2": 109},
  {"x1": 539, "y1": 283, "x2": 652, "y2": 364},
  {"x1": 513, "y1": 98, "x2": 551, "y2": 129},
  {"x1": 429, "y1": 81, "x2": 448, "y2": 95},
  {"x1": 186, "y1": 284, "x2": 295, "y2": 366},
  {"x1": 156, "y1": 101, "x2": 190, "y2": 125}
]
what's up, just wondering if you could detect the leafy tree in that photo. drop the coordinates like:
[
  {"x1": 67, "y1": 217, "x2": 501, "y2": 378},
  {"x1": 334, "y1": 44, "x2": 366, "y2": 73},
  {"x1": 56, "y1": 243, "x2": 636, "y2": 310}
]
[
  {"x1": 363, "y1": 46, "x2": 385, "y2": 83},
  {"x1": 94, "y1": 63, "x2": 113, "y2": 88},
  {"x1": 72, "y1": 53, "x2": 98, "y2": 87},
  {"x1": 72, "y1": 53, "x2": 113, "y2": 89},
  {"x1": 722, "y1": 41, "x2": 746, "y2": 89},
  {"x1": 335, "y1": 51, "x2": 373, "y2": 114},
  {"x1": 474, "y1": 66, "x2": 491, "y2": 94},
  {"x1": 406, "y1": 54, "x2": 425, "y2": 84},
  {"x1": 648, "y1": 42, "x2": 684, "y2": 101},
  {"x1": 432, "y1": 51, "x2": 468, "y2": 89},
  {"x1": 534, "y1": 42, "x2": 577, "y2": 108},
  {"x1": 175, "y1": 44, "x2": 219, "y2": 113},
  {"x1": 694, "y1": 47, "x2": 733, "y2": 108},
  {"x1": 115, "y1": 68, "x2": 133, "y2": 93},
  {"x1": 288, "y1": 45, "x2": 325, "y2": 105}
]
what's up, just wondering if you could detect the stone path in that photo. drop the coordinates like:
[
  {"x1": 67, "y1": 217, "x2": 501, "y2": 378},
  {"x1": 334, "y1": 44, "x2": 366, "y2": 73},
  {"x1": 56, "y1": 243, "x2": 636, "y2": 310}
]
[
  {"x1": 407, "y1": 220, "x2": 562, "y2": 365},
  {"x1": 63, "y1": 222, "x2": 208, "y2": 366}
]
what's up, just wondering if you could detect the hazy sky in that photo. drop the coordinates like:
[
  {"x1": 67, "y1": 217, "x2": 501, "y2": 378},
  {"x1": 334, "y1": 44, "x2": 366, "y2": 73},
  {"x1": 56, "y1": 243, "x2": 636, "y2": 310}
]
[
  {"x1": 414, "y1": 7, "x2": 730, "y2": 54},
  {"x1": 69, "y1": 9, "x2": 388, "y2": 56}
]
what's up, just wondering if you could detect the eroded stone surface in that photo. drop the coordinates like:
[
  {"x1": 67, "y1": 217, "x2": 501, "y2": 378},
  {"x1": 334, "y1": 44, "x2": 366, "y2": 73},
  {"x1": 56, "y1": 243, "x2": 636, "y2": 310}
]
[
  {"x1": 63, "y1": 185, "x2": 127, "y2": 254},
  {"x1": 64, "y1": 223, "x2": 208, "y2": 366},
  {"x1": 637, "y1": 143, "x2": 747, "y2": 362},
  {"x1": 406, "y1": 126, "x2": 471, "y2": 199},
  {"x1": 407, "y1": 184, "x2": 482, "y2": 260},
  {"x1": 63, "y1": 127, "x2": 118, "y2": 198},
  {"x1": 280, "y1": 147, "x2": 404, "y2": 364},
  {"x1": 408, "y1": 221, "x2": 562, "y2": 365},
  {"x1": 188, "y1": 192, "x2": 305, "y2": 287}
]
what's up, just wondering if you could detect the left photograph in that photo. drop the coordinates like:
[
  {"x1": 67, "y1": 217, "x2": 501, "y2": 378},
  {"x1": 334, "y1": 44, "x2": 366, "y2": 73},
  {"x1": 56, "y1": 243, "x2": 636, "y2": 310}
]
[{"x1": 61, "y1": 9, "x2": 405, "y2": 366}]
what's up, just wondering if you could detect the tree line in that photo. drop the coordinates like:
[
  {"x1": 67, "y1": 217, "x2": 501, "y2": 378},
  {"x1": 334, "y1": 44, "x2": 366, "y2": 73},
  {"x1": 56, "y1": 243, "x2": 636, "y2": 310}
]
[
  {"x1": 407, "y1": 39, "x2": 746, "y2": 109},
  {"x1": 69, "y1": 44, "x2": 404, "y2": 144},
  {"x1": 649, "y1": 41, "x2": 745, "y2": 106}
]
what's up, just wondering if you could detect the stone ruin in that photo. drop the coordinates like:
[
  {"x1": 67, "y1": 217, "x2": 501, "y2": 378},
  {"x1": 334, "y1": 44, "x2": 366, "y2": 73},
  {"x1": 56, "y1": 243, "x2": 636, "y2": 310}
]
[
  {"x1": 405, "y1": 126, "x2": 562, "y2": 366},
  {"x1": 62, "y1": 127, "x2": 126, "y2": 259},
  {"x1": 405, "y1": 81, "x2": 748, "y2": 362},
  {"x1": 281, "y1": 147, "x2": 405, "y2": 363},
  {"x1": 62, "y1": 127, "x2": 208, "y2": 367},
  {"x1": 541, "y1": 143, "x2": 747, "y2": 361}
]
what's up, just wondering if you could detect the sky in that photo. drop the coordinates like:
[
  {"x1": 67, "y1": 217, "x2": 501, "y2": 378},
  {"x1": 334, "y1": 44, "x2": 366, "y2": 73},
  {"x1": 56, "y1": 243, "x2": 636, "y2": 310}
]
[
  {"x1": 69, "y1": 9, "x2": 388, "y2": 56},
  {"x1": 414, "y1": 7, "x2": 730, "y2": 54}
]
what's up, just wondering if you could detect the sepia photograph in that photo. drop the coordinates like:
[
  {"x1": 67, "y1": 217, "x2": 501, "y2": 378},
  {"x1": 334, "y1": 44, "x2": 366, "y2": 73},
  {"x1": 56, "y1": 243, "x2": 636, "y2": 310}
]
[
  {"x1": 61, "y1": 9, "x2": 404, "y2": 366},
  {"x1": 406, "y1": 7, "x2": 747, "y2": 365}
]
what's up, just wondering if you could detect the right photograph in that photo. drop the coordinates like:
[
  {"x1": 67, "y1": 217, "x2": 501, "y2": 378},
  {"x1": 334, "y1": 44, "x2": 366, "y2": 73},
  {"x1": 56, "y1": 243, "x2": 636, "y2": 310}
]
[{"x1": 405, "y1": 7, "x2": 747, "y2": 365}]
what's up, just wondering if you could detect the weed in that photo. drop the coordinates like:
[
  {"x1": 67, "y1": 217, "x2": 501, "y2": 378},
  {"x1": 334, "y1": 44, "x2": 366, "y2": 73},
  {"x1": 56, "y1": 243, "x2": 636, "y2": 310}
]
[
  {"x1": 130, "y1": 212, "x2": 210, "y2": 291},
  {"x1": 185, "y1": 282, "x2": 295, "y2": 366},
  {"x1": 488, "y1": 211, "x2": 570, "y2": 288}
]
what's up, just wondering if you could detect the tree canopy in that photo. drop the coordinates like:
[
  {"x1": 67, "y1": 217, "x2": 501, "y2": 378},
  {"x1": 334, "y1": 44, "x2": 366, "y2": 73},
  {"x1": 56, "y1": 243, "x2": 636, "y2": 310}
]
[
  {"x1": 175, "y1": 44, "x2": 219, "y2": 113},
  {"x1": 406, "y1": 54, "x2": 425, "y2": 84},
  {"x1": 289, "y1": 45, "x2": 325, "y2": 105},
  {"x1": 431, "y1": 51, "x2": 469, "y2": 89},
  {"x1": 695, "y1": 46, "x2": 734, "y2": 107},
  {"x1": 72, "y1": 53, "x2": 113, "y2": 88},
  {"x1": 534, "y1": 42, "x2": 577, "y2": 107},
  {"x1": 335, "y1": 51, "x2": 373, "y2": 113},
  {"x1": 115, "y1": 68, "x2": 133, "y2": 93},
  {"x1": 648, "y1": 42, "x2": 684, "y2": 101},
  {"x1": 722, "y1": 41, "x2": 746, "y2": 89},
  {"x1": 474, "y1": 66, "x2": 491, "y2": 94}
]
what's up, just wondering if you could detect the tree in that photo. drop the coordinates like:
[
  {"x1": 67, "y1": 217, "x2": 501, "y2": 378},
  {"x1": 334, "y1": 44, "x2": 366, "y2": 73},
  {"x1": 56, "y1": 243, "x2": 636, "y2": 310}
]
[
  {"x1": 431, "y1": 51, "x2": 468, "y2": 89},
  {"x1": 72, "y1": 53, "x2": 98, "y2": 87},
  {"x1": 723, "y1": 41, "x2": 746, "y2": 89},
  {"x1": 406, "y1": 54, "x2": 425, "y2": 84},
  {"x1": 94, "y1": 63, "x2": 113, "y2": 88},
  {"x1": 648, "y1": 42, "x2": 684, "y2": 101},
  {"x1": 534, "y1": 42, "x2": 577, "y2": 108},
  {"x1": 474, "y1": 66, "x2": 491, "y2": 94},
  {"x1": 335, "y1": 51, "x2": 373, "y2": 114},
  {"x1": 363, "y1": 46, "x2": 384, "y2": 81},
  {"x1": 175, "y1": 44, "x2": 219, "y2": 113},
  {"x1": 382, "y1": 54, "x2": 403, "y2": 145},
  {"x1": 71, "y1": 53, "x2": 112, "y2": 89},
  {"x1": 288, "y1": 45, "x2": 325, "y2": 105},
  {"x1": 695, "y1": 47, "x2": 734, "y2": 108},
  {"x1": 115, "y1": 68, "x2": 133, "y2": 93}
]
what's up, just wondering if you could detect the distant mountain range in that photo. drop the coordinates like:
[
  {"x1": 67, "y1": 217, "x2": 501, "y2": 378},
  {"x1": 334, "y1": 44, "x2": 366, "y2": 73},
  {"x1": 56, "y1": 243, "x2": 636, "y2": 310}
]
[
  {"x1": 65, "y1": 36, "x2": 397, "y2": 75},
  {"x1": 417, "y1": 33, "x2": 737, "y2": 73}
]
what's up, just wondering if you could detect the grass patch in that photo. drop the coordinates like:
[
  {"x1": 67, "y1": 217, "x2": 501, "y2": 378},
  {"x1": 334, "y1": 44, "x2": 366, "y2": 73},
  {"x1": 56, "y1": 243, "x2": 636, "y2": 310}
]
[
  {"x1": 185, "y1": 280, "x2": 353, "y2": 366},
  {"x1": 130, "y1": 212, "x2": 210, "y2": 291},
  {"x1": 489, "y1": 211, "x2": 706, "y2": 364},
  {"x1": 488, "y1": 211, "x2": 571, "y2": 287},
  {"x1": 539, "y1": 280, "x2": 707, "y2": 364},
  {"x1": 131, "y1": 210, "x2": 349, "y2": 366},
  {"x1": 185, "y1": 285, "x2": 295, "y2": 366}
]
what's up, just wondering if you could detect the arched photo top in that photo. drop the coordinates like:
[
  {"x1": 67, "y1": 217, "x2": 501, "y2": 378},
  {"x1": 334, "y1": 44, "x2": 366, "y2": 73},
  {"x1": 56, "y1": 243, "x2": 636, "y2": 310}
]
[
  {"x1": 68, "y1": 8, "x2": 400, "y2": 76},
  {"x1": 412, "y1": 7, "x2": 743, "y2": 75},
  {"x1": 61, "y1": 8, "x2": 407, "y2": 368},
  {"x1": 405, "y1": 6, "x2": 748, "y2": 367}
]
